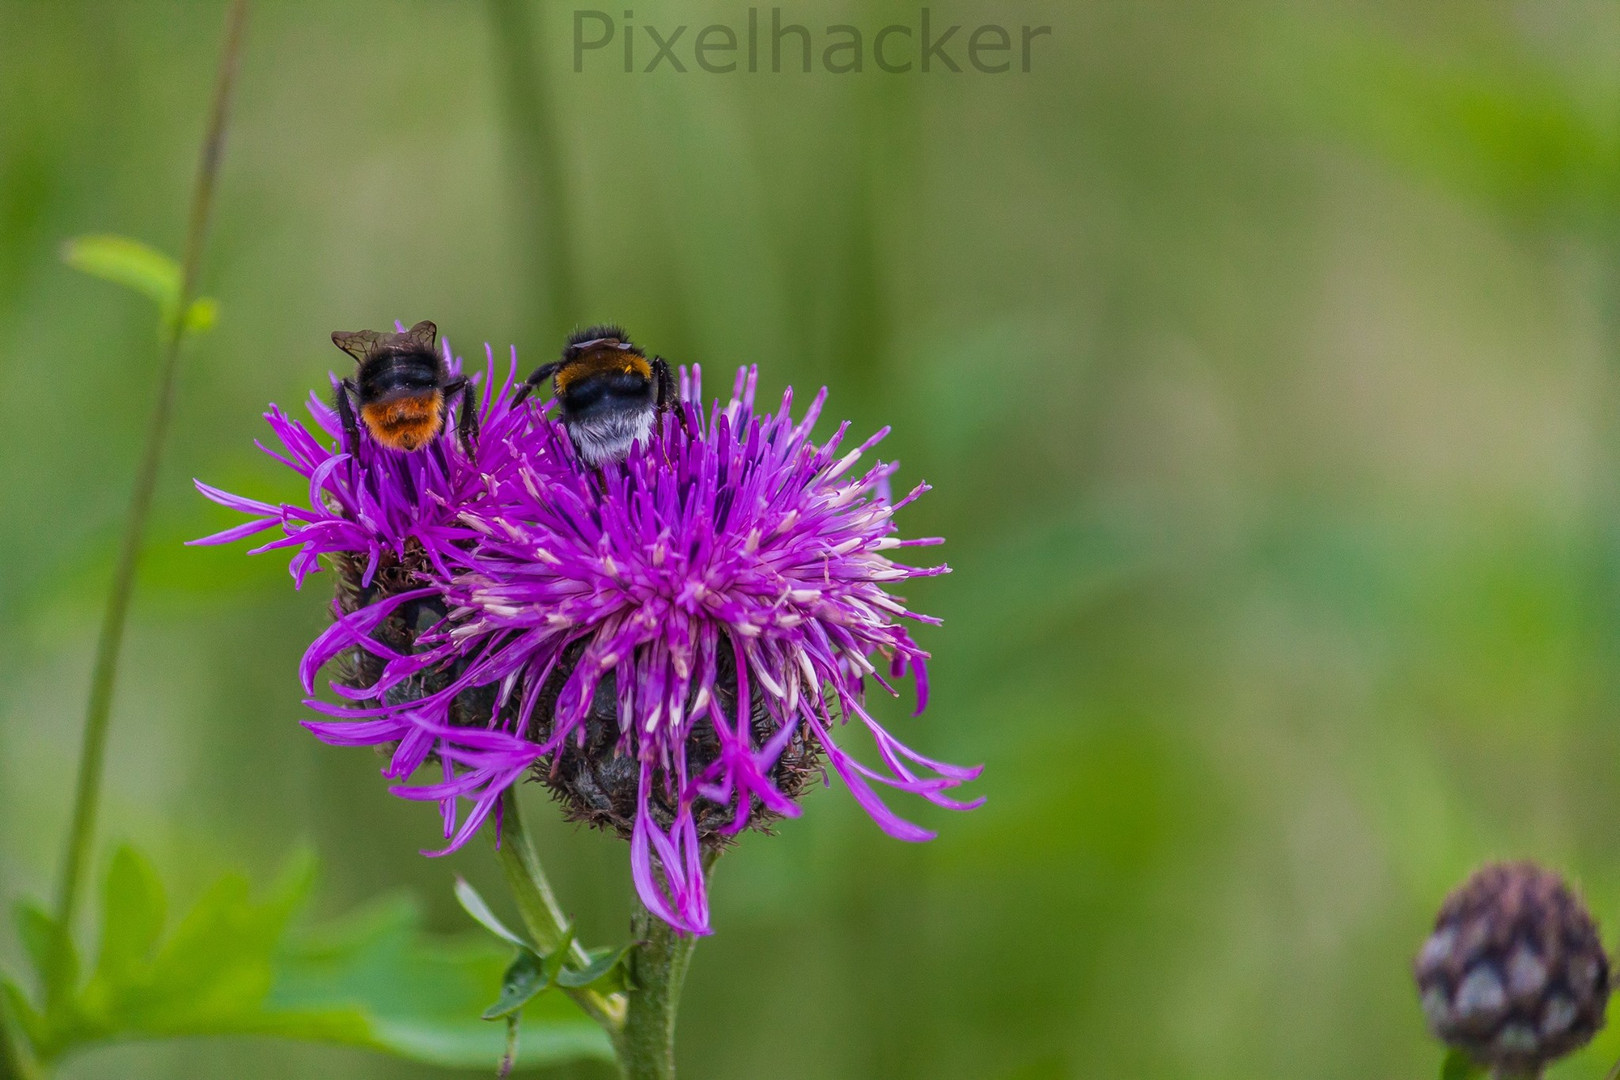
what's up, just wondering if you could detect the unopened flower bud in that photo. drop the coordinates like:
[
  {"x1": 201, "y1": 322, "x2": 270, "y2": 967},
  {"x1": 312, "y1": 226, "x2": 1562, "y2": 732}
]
[{"x1": 1415, "y1": 862, "x2": 1610, "y2": 1076}]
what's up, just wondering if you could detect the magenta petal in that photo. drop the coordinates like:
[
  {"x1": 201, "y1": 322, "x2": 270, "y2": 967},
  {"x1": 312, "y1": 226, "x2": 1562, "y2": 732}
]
[
  {"x1": 298, "y1": 586, "x2": 436, "y2": 693},
  {"x1": 202, "y1": 357, "x2": 976, "y2": 936},
  {"x1": 804, "y1": 708, "x2": 934, "y2": 843},
  {"x1": 302, "y1": 716, "x2": 410, "y2": 747},
  {"x1": 193, "y1": 479, "x2": 278, "y2": 516},
  {"x1": 187, "y1": 516, "x2": 281, "y2": 546}
]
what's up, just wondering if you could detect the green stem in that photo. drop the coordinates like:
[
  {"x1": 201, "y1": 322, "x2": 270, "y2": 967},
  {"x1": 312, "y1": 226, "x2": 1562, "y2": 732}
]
[
  {"x1": 618, "y1": 898, "x2": 699, "y2": 1080},
  {"x1": 485, "y1": 0, "x2": 577, "y2": 347},
  {"x1": 52, "y1": 0, "x2": 248, "y2": 933},
  {"x1": 492, "y1": 790, "x2": 626, "y2": 1034}
]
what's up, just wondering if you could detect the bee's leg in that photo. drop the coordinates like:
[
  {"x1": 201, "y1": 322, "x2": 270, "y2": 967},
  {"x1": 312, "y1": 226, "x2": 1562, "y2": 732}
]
[
  {"x1": 652, "y1": 356, "x2": 677, "y2": 411},
  {"x1": 445, "y1": 376, "x2": 479, "y2": 452},
  {"x1": 335, "y1": 378, "x2": 362, "y2": 456},
  {"x1": 512, "y1": 361, "x2": 562, "y2": 406}
]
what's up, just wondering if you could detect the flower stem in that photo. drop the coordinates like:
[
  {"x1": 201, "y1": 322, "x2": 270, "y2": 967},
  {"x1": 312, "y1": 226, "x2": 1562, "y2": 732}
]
[
  {"x1": 618, "y1": 898, "x2": 699, "y2": 1080},
  {"x1": 492, "y1": 789, "x2": 626, "y2": 1034},
  {"x1": 52, "y1": 0, "x2": 248, "y2": 933}
]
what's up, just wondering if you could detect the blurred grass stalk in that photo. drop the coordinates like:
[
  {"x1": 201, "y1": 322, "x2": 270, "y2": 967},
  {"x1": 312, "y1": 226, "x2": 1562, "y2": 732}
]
[
  {"x1": 50, "y1": 0, "x2": 247, "y2": 962},
  {"x1": 486, "y1": 0, "x2": 576, "y2": 346},
  {"x1": 0, "y1": 7, "x2": 247, "y2": 1069}
]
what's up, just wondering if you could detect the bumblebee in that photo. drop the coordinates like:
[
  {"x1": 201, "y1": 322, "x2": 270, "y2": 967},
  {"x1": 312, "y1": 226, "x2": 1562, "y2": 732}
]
[
  {"x1": 514, "y1": 325, "x2": 676, "y2": 467},
  {"x1": 330, "y1": 320, "x2": 477, "y2": 453}
]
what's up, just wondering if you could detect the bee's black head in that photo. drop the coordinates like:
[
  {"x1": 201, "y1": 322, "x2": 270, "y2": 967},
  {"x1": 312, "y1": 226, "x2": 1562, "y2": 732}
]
[{"x1": 563, "y1": 324, "x2": 641, "y2": 363}]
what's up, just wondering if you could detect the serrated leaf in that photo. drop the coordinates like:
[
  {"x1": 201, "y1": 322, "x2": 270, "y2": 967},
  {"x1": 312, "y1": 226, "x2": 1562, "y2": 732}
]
[
  {"x1": 556, "y1": 945, "x2": 632, "y2": 991},
  {"x1": 453, "y1": 877, "x2": 530, "y2": 951},
  {"x1": 115, "y1": 852, "x2": 315, "y2": 1032},
  {"x1": 61, "y1": 233, "x2": 219, "y2": 339},
  {"x1": 6, "y1": 851, "x2": 612, "y2": 1072},
  {"x1": 481, "y1": 950, "x2": 548, "y2": 1021},
  {"x1": 1441, "y1": 1048, "x2": 1487, "y2": 1080},
  {"x1": 93, "y1": 846, "x2": 166, "y2": 989}
]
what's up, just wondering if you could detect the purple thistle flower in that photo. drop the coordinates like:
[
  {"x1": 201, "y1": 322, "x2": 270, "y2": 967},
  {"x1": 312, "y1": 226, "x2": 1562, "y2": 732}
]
[
  {"x1": 197, "y1": 349, "x2": 981, "y2": 936},
  {"x1": 191, "y1": 338, "x2": 540, "y2": 589}
]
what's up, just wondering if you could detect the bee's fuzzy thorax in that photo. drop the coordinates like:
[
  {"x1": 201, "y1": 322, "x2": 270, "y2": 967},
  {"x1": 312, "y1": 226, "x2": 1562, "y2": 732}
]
[{"x1": 553, "y1": 347, "x2": 652, "y2": 396}]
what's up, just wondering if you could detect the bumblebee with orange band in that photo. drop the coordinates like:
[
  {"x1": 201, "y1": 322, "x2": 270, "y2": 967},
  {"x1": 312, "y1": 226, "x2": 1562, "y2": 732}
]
[
  {"x1": 513, "y1": 325, "x2": 677, "y2": 468},
  {"x1": 330, "y1": 320, "x2": 477, "y2": 454}
]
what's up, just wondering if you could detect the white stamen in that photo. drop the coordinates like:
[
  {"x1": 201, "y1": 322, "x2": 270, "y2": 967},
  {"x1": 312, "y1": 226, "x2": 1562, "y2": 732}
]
[
  {"x1": 825, "y1": 447, "x2": 863, "y2": 480},
  {"x1": 753, "y1": 664, "x2": 786, "y2": 699},
  {"x1": 797, "y1": 650, "x2": 818, "y2": 691}
]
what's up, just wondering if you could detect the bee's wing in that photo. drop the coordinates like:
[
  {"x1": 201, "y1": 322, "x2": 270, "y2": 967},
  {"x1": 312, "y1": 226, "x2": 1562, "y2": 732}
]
[
  {"x1": 331, "y1": 329, "x2": 383, "y2": 362},
  {"x1": 405, "y1": 320, "x2": 438, "y2": 350}
]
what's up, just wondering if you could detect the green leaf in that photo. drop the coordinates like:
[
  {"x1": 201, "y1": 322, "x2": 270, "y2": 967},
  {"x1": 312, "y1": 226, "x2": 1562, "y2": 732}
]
[
  {"x1": 1441, "y1": 1048, "x2": 1487, "y2": 1080},
  {"x1": 12, "y1": 903, "x2": 77, "y2": 1005},
  {"x1": 1308, "y1": 27, "x2": 1620, "y2": 228},
  {"x1": 556, "y1": 945, "x2": 633, "y2": 992},
  {"x1": 480, "y1": 949, "x2": 548, "y2": 1021},
  {"x1": 269, "y1": 893, "x2": 610, "y2": 1069},
  {"x1": 62, "y1": 234, "x2": 181, "y2": 307},
  {"x1": 61, "y1": 233, "x2": 219, "y2": 338},
  {"x1": 453, "y1": 877, "x2": 530, "y2": 951},
  {"x1": 542, "y1": 926, "x2": 577, "y2": 984},
  {"x1": 92, "y1": 847, "x2": 166, "y2": 989},
  {"x1": 5, "y1": 849, "x2": 611, "y2": 1072},
  {"x1": 106, "y1": 852, "x2": 316, "y2": 1032},
  {"x1": 1, "y1": 978, "x2": 47, "y2": 1054}
]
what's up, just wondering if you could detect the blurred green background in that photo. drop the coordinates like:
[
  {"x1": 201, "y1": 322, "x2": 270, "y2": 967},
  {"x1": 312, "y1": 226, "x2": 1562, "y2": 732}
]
[{"x1": 9, "y1": 0, "x2": 1620, "y2": 1077}]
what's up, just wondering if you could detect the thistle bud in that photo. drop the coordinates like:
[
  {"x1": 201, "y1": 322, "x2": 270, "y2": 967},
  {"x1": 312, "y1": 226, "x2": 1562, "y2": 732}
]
[{"x1": 1415, "y1": 862, "x2": 1610, "y2": 1076}]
